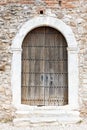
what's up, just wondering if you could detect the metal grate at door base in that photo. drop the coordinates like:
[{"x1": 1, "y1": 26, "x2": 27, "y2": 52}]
[{"x1": 21, "y1": 26, "x2": 68, "y2": 106}]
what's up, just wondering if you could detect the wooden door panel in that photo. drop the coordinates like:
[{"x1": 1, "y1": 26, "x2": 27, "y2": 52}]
[{"x1": 22, "y1": 27, "x2": 68, "y2": 106}]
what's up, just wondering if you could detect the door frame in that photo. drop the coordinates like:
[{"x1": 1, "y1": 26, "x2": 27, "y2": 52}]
[{"x1": 11, "y1": 16, "x2": 79, "y2": 110}]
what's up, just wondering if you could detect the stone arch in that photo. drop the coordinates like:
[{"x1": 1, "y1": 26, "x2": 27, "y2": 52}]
[
  {"x1": 11, "y1": 16, "x2": 79, "y2": 109},
  {"x1": 11, "y1": 16, "x2": 77, "y2": 49}
]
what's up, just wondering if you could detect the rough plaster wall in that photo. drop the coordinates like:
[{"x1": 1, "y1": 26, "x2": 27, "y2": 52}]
[{"x1": 0, "y1": 0, "x2": 87, "y2": 121}]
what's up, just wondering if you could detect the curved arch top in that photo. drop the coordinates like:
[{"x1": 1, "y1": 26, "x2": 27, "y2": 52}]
[{"x1": 11, "y1": 16, "x2": 77, "y2": 50}]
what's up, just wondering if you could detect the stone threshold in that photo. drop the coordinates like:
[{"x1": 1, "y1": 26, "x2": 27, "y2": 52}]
[{"x1": 13, "y1": 104, "x2": 81, "y2": 126}]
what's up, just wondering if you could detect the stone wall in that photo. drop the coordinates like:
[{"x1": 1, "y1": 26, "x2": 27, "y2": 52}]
[{"x1": 0, "y1": 0, "x2": 87, "y2": 121}]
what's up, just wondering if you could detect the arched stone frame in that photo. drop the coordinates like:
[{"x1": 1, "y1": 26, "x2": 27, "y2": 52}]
[{"x1": 11, "y1": 16, "x2": 79, "y2": 110}]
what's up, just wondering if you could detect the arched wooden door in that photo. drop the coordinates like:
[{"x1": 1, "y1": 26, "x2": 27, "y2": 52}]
[{"x1": 21, "y1": 27, "x2": 68, "y2": 106}]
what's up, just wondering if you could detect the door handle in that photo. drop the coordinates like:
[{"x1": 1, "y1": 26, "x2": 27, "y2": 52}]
[{"x1": 40, "y1": 74, "x2": 49, "y2": 83}]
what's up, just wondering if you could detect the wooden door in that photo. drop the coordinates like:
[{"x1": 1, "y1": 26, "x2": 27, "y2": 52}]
[{"x1": 21, "y1": 27, "x2": 68, "y2": 106}]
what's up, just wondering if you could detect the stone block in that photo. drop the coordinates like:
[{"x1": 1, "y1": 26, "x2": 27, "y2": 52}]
[{"x1": 0, "y1": 65, "x2": 5, "y2": 71}]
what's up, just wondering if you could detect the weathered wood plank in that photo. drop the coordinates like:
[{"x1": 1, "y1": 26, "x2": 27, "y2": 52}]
[{"x1": 22, "y1": 27, "x2": 68, "y2": 106}]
